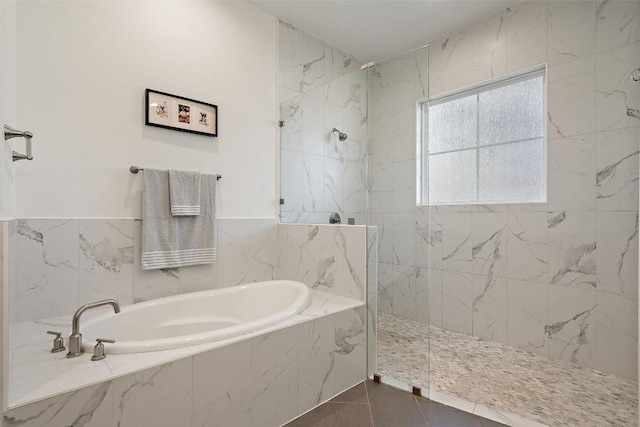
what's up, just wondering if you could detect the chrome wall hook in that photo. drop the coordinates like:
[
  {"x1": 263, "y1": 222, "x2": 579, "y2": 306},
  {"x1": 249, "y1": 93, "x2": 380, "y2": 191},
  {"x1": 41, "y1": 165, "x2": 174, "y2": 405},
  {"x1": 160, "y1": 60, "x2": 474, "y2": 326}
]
[{"x1": 4, "y1": 124, "x2": 34, "y2": 161}]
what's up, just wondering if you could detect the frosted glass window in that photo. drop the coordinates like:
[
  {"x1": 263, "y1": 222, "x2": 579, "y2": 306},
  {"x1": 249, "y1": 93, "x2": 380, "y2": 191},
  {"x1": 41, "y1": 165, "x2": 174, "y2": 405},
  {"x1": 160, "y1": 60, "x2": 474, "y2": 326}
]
[
  {"x1": 423, "y1": 68, "x2": 546, "y2": 205},
  {"x1": 428, "y1": 151, "x2": 477, "y2": 203},
  {"x1": 428, "y1": 95, "x2": 478, "y2": 154}
]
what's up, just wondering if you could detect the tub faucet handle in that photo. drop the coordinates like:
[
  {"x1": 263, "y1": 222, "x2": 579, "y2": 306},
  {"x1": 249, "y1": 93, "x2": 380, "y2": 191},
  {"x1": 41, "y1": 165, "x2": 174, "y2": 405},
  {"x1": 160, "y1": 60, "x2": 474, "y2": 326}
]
[
  {"x1": 91, "y1": 338, "x2": 115, "y2": 361},
  {"x1": 47, "y1": 330, "x2": 66, "y2": 353}
]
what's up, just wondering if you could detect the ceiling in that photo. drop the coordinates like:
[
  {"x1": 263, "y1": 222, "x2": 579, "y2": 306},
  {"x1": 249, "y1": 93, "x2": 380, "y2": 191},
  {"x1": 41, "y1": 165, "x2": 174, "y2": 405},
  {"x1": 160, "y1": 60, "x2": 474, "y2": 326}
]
[{"x1": 250, "y1": 0, "x2": 517, "y2": 62}]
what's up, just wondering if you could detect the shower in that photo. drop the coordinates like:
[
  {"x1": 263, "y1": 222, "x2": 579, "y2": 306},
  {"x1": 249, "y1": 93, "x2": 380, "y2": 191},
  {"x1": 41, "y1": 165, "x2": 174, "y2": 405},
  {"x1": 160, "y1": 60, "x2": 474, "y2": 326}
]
[{"x1": 332, "y1": 127, "x2": 347, "y2": 141}]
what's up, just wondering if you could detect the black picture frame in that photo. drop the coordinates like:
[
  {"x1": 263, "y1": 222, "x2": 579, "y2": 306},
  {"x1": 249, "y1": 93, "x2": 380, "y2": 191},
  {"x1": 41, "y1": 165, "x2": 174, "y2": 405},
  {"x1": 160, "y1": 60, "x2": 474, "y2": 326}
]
[{"x1": 145, "y1": 89, "x2": 218, "y2": 137}]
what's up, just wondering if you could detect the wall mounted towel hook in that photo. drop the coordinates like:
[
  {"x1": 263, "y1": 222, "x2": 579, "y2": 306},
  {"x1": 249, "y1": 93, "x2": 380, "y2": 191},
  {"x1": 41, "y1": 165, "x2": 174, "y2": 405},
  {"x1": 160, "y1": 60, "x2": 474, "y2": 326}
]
[{"x1": 4, "y1": 124, "x2": 34, "y2": 162}]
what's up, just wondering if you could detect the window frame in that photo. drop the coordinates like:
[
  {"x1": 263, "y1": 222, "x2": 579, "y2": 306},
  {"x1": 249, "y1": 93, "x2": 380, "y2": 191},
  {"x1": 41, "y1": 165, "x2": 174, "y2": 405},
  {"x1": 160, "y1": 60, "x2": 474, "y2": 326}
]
[{"x1": 417, "y1": 65, "x2": 548, "y2": 206}]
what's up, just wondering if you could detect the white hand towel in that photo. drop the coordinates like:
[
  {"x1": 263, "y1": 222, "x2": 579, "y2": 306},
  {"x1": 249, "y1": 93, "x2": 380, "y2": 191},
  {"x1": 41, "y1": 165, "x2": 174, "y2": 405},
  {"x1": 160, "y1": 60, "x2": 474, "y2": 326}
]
[{"x1": 169, "y1": 169, "x2": 201, "y2": 216}]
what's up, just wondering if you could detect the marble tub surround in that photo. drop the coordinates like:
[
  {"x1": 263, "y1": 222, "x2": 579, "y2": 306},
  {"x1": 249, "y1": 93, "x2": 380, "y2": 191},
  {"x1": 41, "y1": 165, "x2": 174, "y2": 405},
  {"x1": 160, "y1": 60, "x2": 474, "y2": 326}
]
[
  {"x1": 9, "y1": 219, "x2": 367, "y2": 324},
  {"x1": 369, "y1": 0, "x2": 640, "y2": 380},
  {"x1": 279, "y1": 20, "x2": 368, "y2": 225},
  {"x1": 7, "y1": 289, "x2": 364, "y2": 410},
  {"x1": 377, "y1": 312, "x2": 638, "y2": 427}
]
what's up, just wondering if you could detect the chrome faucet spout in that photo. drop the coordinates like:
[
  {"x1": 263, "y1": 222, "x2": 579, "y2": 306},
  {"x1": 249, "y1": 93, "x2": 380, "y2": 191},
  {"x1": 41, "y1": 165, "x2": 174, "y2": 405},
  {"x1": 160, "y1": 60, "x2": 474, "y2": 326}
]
[{"x1": 67, "y1": 299, "x2": 120, "y2": 358}]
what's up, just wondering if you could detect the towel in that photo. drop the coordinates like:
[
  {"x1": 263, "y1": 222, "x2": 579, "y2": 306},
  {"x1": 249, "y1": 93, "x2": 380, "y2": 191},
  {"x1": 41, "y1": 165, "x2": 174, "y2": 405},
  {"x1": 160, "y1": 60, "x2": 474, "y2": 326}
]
[
  {"x1": 142, "y1": 169, "x2": 216, "y2": 270},
  {"x1": 169, "y1": 169, "x2": 201, "y2": 216}
]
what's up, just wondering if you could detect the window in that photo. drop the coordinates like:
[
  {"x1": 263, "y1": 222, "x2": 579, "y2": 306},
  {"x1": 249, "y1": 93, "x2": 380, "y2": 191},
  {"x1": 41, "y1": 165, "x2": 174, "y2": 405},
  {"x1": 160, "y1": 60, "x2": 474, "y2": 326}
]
[{"x1": 421, "y1": 67, "x2": 546, "y2": 205}]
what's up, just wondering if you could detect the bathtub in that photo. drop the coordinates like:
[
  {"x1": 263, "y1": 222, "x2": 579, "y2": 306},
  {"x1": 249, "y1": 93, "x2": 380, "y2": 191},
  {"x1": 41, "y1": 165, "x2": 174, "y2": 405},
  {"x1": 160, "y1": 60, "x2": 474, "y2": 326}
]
[{"x1": 80, "y1": 280, "x2": 310, "y2": 354}]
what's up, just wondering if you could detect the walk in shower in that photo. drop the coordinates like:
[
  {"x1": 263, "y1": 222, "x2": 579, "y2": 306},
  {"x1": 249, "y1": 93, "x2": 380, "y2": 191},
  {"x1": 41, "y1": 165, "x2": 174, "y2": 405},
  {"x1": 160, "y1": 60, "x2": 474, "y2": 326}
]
[{"x1": 279, "y1": 1, "x2": 639, "y2": 424}]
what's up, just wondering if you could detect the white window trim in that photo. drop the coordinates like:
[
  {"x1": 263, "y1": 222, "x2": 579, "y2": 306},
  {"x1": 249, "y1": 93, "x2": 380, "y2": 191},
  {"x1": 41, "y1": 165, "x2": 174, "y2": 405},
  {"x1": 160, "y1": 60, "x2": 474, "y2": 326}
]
[{"x1": 417, "y1": 64, "x2": 548, "y2": 207}]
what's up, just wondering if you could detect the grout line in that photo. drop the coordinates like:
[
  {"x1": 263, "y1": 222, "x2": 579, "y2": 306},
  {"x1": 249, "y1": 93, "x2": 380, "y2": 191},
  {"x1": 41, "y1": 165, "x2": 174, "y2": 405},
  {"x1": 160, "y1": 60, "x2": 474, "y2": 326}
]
[{"x1": 363, "y1": 380, "x2": 376, "y2": 426}]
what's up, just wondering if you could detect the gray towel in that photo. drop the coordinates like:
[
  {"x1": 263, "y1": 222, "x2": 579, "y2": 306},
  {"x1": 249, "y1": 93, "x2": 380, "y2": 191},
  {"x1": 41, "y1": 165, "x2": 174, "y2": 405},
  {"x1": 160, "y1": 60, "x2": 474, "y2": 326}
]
[
  {"x1": 142, "y1": 169, "x2": 216, "y2": 270},
  {"x1": 169, "y1": 169, "x2": 201, "y2": 216}
]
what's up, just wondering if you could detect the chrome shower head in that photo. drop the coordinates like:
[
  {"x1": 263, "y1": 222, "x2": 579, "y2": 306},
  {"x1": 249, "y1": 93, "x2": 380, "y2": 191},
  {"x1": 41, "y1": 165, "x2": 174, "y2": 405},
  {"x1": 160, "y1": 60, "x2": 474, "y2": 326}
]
[{"x1": 332, "y1": 128, "x2": 348, "y2": 141}]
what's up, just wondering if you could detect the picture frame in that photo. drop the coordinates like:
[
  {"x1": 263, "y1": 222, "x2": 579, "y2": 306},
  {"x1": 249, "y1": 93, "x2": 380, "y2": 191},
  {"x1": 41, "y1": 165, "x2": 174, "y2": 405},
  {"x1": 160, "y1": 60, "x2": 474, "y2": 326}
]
[{"x1": 145, "y1": 89, "x2": 218, "y2": 137}]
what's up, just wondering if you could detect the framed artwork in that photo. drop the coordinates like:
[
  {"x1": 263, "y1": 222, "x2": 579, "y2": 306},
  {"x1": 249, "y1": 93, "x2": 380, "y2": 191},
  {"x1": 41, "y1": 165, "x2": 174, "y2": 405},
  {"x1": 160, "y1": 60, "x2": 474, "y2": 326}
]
[{"x1": 145, "y1": 89, "x2": 218, "y2": 137}]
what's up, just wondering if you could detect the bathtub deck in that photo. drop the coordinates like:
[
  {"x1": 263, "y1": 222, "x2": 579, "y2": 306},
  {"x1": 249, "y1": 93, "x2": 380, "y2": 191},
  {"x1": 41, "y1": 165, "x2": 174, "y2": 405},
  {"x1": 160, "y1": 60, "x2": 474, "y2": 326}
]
[{"x1": 7, "y1": 290, "x2": 363, "y2": 409}]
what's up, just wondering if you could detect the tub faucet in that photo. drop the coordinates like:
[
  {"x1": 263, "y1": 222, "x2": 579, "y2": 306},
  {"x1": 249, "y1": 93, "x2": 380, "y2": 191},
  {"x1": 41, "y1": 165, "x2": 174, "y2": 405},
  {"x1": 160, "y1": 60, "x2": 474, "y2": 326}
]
[{"x1": 67, "y1": 299, "x2": 121, "y2": 358}]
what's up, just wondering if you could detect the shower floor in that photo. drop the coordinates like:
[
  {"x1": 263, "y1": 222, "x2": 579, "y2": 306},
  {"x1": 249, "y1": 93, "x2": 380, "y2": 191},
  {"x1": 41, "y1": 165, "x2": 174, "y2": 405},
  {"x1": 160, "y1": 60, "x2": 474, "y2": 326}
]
[{"x1": 377, "y1": 312, "x2": 638, "y2": 427}]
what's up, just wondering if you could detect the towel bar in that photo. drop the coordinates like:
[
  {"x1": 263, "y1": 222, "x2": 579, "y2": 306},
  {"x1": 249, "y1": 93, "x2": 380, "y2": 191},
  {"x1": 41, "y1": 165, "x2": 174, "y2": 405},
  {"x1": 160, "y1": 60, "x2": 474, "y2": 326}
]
[{"x1": 130, "y1": 166, "x2": 221, "y2": 181}]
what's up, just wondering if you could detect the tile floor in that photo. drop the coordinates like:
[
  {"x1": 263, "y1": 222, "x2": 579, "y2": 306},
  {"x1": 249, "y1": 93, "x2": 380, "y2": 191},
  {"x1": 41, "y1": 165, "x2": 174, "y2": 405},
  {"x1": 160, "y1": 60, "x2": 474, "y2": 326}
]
[
  {"x1": 377, "y1": 312, "x2": 638, "y2": 427},
  {"x1": 285, "y1": 380, "x2": 507, "y2": 427}
]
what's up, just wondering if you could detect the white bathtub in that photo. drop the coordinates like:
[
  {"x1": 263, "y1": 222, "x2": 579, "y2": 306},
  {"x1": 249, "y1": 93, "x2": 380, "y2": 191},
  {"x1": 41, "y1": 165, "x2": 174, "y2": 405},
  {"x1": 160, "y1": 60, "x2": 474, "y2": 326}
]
[{"x1": 81, "y1": 280, "x2": 310, "y2": 354}]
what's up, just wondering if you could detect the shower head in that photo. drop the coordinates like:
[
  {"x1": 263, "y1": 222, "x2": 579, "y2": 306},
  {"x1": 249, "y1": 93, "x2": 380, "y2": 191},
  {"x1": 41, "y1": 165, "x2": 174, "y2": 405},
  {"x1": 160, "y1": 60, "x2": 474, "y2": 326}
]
[{"x1": 332, "y1": 128, "x2": 348, "y2": 141}]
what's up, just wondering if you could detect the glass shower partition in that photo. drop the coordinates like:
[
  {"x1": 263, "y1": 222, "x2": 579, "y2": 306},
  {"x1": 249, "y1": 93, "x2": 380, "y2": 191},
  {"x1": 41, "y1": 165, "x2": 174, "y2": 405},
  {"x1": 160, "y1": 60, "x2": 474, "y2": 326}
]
[{"x1": 366, "y1": 45, "x2": 431, "y2": 395}]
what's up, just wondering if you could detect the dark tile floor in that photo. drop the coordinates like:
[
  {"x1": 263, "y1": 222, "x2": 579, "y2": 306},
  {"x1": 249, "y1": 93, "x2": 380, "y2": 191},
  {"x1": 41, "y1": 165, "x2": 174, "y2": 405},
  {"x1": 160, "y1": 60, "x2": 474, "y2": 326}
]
[{"x1": 285, "y1": 380, "x2": 509, "y2": 427}]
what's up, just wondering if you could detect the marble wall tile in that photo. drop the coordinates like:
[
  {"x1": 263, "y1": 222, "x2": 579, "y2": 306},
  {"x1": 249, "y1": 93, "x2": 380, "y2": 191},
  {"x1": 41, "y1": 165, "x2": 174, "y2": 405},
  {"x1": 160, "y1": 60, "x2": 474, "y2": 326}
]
[
  {"x1": 332, "y1": 306, "x2": 366, "y2": 396},
  {"x1": 280, "y1": 149, "x2": 303, "y2": 223},
  {"x1": 507, "y1": 279, "x2": 548, "y2": 355},
  {"x1": 441, "y1": 213, "x2": 473, "y2": 274},
  {"x1": 392, "y1": 264, "x2": 417, "y2": 320},
  {"x1": 392, "y1": 106, "x2": 417, "y2": 162},
  {"x1": 391, "y1": 213, "x2": 416, "y2": 267},
  {"x1": 547, "y1": 56, "x2": 596, "y2": 139},
  {"x1": 3, "y1": 381, "x2": 112, "y2": 427},
  {"x1": 302, "y1": 153, "x2": 325, "y2": 213},
  {"x1": 368, "y1": 163, "x2": 393, "y2": 214},
  {"x1": 472, "y1": 275, "x2": 507, "y2": 344},
  {"x1": 279, "y1": 21, "x2": 304, "y2": 93},
  {"x1": 438, "y1": 28, "x2": 474, "y2": 94},
  {"x1": 369, "y1": 61, "x2": 393, "y2": 117},
  {"x1": 595, "y1": 42, "x2": 640, "y2": 132},
  {"x1": 597, "y1": 211, "x2": 638, "y2": 297},
  {"x1": 506, "y1": 212, "x2": 548, "y2": 283},
  {"x1": 546, "y1": 285, "x2": 597, "y2": 368},
  {"x1": 280, "y1": 96, "x2": 303, "y2": 152},
  {"x1": 334, "y1": 225, "x2": 366, "y2": 300},
  {"x1": 178, "y1": 261, "x2": 218, "y2": 294},
  {"x1": 13, "y1": 219, "x2": 79, "y2": 323},
  {"x1": 391, "y1": 160, "x2": 416, "y2": 213},
  {"x1": 78, "y1": 220, "x2": 134, "y2": 306},
  {"x1": 218, "y1": 219, "x2": 278, "y2": 287},
  {"x1": 368, "y1": 114, "x2": 392, "y2": 165},
  {"x1": 506, "y1": 0, "x2": 548, "y2": 72},
  {"x1": 415, "y1": 211, "x2": 442, "y2": 270},
  {"x1": 471, "y1": 10, "x2": 507, "y2": 82},
  {"x1": 368, "y1": 213, "x2": 392, "y2": 264},
  {"x1": 324, "y1": 157, "x2": 344, "y2": 215},
  {"x1": 112, "y1": 358, "x2": 192, "y2": 427},
  {"x1": 298, "y1": 316, "x2": 334, "y2": 414},
  {"x1": 547, "y1": 212, "x2": 597, "y2": 289},
  {"x1": 302, "y1": 32, "x2": 326, "y2": 92},
  {"x1": 548, "y1": 1, "x2": 596, "y2": 66},
  {"x1": 250, "y1": 327, "x2": 298, "y2": 427},
  {"x1": 377, "y1": 262, "x2": 393, "y2": 314},
  {"x1": 192, "y1": 340, "x2": 252, "y2": 427},
  {"x1": 548, "y1": 134, "x2": 596, "y2": 212},
  {"x1": 442, "y1": 270, "x2": 473, "y2": 335},
  {"x1": 472, "y1": 212, "x2": 507, "y2": 278},
  {"x1": 343, "y1": 161, "x2": 366, "y2": 214},
  {"x1": 597, "y1": 291, "x2": 638, "y2": 379},
  {"x1": 596, "y1": 126, "x2": 640, "y2": 211},
  {"x1": 427, "y1": 268, "x2": 443, "y2": 328},
  {"x1": 132, "y1": 219, "x2": 180, "y2": 302},
  {"x1": 595, "y1": 0, "x2": 640, "y2": 53},
  {"x1": 277, "y1": 224, "x2": 334, "y2": 292},
  {"x1": 301, "y1": 95, "x2": 326, "y2": 157}
]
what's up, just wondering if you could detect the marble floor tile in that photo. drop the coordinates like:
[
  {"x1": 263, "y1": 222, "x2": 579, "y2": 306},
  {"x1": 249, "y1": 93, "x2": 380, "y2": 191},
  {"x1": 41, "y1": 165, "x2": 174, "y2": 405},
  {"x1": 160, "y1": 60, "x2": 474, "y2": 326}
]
[{"x1": 377, "y1": 312, "x2": 638, "y2": 427}]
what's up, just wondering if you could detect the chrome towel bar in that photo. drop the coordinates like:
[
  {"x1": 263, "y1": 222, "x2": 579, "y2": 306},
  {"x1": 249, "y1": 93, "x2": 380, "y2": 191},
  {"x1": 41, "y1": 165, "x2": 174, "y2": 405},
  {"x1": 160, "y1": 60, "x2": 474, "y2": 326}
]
[{"x1": 130, "y1": 165, "x2": 221, "y2": 181}]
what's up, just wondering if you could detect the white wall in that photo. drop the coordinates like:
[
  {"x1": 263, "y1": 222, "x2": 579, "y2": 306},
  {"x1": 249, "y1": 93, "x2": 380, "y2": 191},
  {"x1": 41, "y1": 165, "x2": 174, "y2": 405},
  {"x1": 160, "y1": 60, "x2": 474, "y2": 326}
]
[
  {"x1": 0, "y1": 0, "x2": 17, "y2": 220},
  {"x1": 14, "y1": 0, "x2": 278, "y2": 219}
]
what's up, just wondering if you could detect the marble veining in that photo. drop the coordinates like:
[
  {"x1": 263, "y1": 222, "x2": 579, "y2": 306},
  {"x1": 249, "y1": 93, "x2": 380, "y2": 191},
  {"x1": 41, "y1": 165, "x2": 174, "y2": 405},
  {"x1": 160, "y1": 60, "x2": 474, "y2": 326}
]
[{"x1": 377, "y1": 312, "x2": 638, "y2": 427}]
